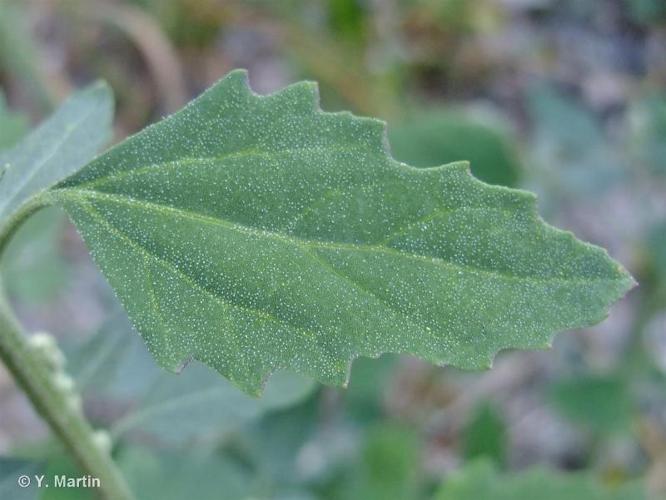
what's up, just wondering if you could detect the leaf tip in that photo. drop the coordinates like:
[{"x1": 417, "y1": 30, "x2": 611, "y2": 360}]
[
  {"x1": 87, "y1": 79, "x2": 110, "y2": 94},
  {"x1": 619, "y1": 264, "x2": 638, "y2": 291},
  {"x1": 80, "y1": 79, "x2": 114, "y2": 110}
]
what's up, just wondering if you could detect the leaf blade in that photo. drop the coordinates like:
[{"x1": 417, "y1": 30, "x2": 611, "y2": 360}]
[
  {"x1": 0, "y1": 81, "x2": 113, "y2": 222},
  {"x1": 49, "y1": 70, "x2": 634, "y2": 393},
  {"x1": 68, "y1": 312, "x2": 315, "y2": 444}
]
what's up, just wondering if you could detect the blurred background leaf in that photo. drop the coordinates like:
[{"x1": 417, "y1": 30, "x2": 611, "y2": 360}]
[
  {"x1": 462, "y1": 402, "x2": 507, "y2": 466},
  {"x1": 630, "y1": 94, "x2": 666, "y2": 177},
  {"x1": 67, "y1": 315, "x2": 315, "y2": 446},
  {"x1": 326, "y1": 423, "x2": 422, "y2": 500},
  {"x1": 547, "y1": 375, "x2": 633, "y2": 435},
  {"x1": 0, "y1": 91, "x2": 28, "y2": 151},
  {"x1": 388, "y1": 108, "x2": 521, "y2": 186},
  {"x1": 117, "y1": 446, "x2": 251, "y2": 500},
  {"x1": 434, "y1": 460, "x2": 645, "y2": 500}
]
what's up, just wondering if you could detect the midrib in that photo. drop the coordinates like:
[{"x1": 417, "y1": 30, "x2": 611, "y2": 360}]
[{"x1": 50, "y1": 187, "x2": 615, "y2": 286}]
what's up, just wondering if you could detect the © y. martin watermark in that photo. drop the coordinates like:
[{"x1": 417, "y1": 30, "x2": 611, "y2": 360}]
[{"x1": 17, "y1": 474, "x2": 101, "y2": 489}]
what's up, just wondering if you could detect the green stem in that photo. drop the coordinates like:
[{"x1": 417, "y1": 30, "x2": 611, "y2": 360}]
[
  {"x1": 0, "y1": 199, "x2": 134, "y2": 500},
  {"x1": 0, "y1": 193, "x2": 49, "y2": 258}
]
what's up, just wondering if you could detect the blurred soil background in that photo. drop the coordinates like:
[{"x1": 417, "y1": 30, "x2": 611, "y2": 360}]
[{"x1": 1, "y1": 0, "x2": 666, "y2": 499}]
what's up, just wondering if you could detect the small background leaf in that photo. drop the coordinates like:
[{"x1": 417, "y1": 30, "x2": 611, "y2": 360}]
[
  {"x1": 0, "y1": 81, "x2": 112, "y2": 222},
  {"x1": 0, "y1": 83, "x2": 111, "y2": 308},
  {"x1": 630, "y1": 93, "x2": 666, "y2": 177},
  {"x1": 117, "y1": 446, "x2": 251, "y2": 500},
  {"x1": 547, "y1": 375, "x2": 633, "y2": 435},
  {"x1": 0, "y1": 90, "x2": 28, "y2": 151},
  {"x1": 526, "y1": 84, "x2": 626, "y2": 201},
  {"x1": 434, "y1": 460, "x2": 645, "y2": 500},
  {"x1": 388, "y1": 108, "x2": 521, "y2": 187},
  {"x1": 462, "y1": 402, "x2": 507, "y2": 466},
  {"x1": 326, "y1": 423, "x2": 421, "y2": 500}
]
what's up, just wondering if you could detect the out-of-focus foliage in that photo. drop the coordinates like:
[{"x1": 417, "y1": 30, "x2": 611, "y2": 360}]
[
  {"x1": 624, "y1": 0, "x2": 666, "y2": 25},
  {"x1": 0, "y1": 82, "x2": 112, "y2": 221},
  {"x1": 118, "y1": 446, "x2": 250, "y2": 500},
  {"x1": 0, "y1": 91, "x2": 27, "y2": 151},
  {"x1": 0, "y1": 3, "x2": 53, "y2": 111},
  {"x1": 0, "y1": 208, "x2": 69, "y2": 303},
  {"x1": 462, "y1": 402, "x2": 507, "y2": 466},
  {"x1": 389, "y1": 109, "x2": 521, "y2": 186},
  {"x1": 645, "y1": 221, "x2": 666, "y2": 296},
  {"x1": 328, "y1": 0, "x2": 366, "y2": 43},
  {"x1": 68, "y1": 315, "x2": 315, "y2": 445},
  {"x1": 342, "y1": 355, "x2": 396, "y2": 422},
  {"x1": 327, "y1": 424, "x2": 421, "y2": 500},
  {"x1": 548, "y1": 375, "x2": 633, "y2": 434},
  {"x1": 0, "y1": 458, "x2": 42, "y2": 500},
  {"x1": 526, "y1": 85, "x2": 625, "y2": 201},
  {"x1": 0, "y1": 82, "x2": 111, "y2": 309},
  {"x1": 40, "y1": 454, "x2": 91, "y2": 500},
  {"x1": 630, "y1": 94, "x2": 666, "y2": 176},
  {"x1": 434, "y1": 460, "x2": 645, "y2": 500},
  {"x1": 137, "y1": 0, "x2": 227, "y2": 48}
]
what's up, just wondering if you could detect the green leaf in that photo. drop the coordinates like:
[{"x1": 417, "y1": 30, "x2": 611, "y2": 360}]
[
  {"x1": 238, "y1": 393, "x2": 321, "y2": 494},
  {"x1": 0, "y1": 91, "x2": 28, "y2": 151},
  {"x1": 111, "y1": 364, "x2": 314, "y2": 444},
  {"x1": 68, "y1": 314, "x2": 314, "y2": 444},
  {"x1": 39, "y1": 453, "x2": 94, "y2": 500},
  {"x1": 389, "y1": 108, "x2": 521, "y2": 187},
  {"x1": 46, "y1": 70, "x2": 633, "y2": 394},
  {"x1": 526, "y1": 84, "x2": 625, "y2": 199},
  {"x1": 323, "y1": 423, "x2": 421, "y2": 500},
  {"x1": 630, "y1": 93, "x2": 666, "y2": 177},
  {"x1": 0, "y1": 81, "x2": 113, "y2": 222},
  {"x1": 462, "y1": 402, "x2": 507, "y2": 465},
  {"x1": 350, "y1": 424, "x2": 421, "y2": 500},
  {"x1": 547, "y1": 375, "x2": 633, "y2": 434},
  {"x1": 343, "y1": 354, "x2": 397, "y2": 422},
  {"x1": 624, "y1": 0, "x2": 666, "y2": 24},
  {"x1": 645, "y1": 221, "x2": 666, "y2": 297},
  {"x1": 117, "y1": 446, "x2": 251, "y2": 500},
  {"x1": 434, "y1": 460, "x2": 645, "y2": 500}
]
